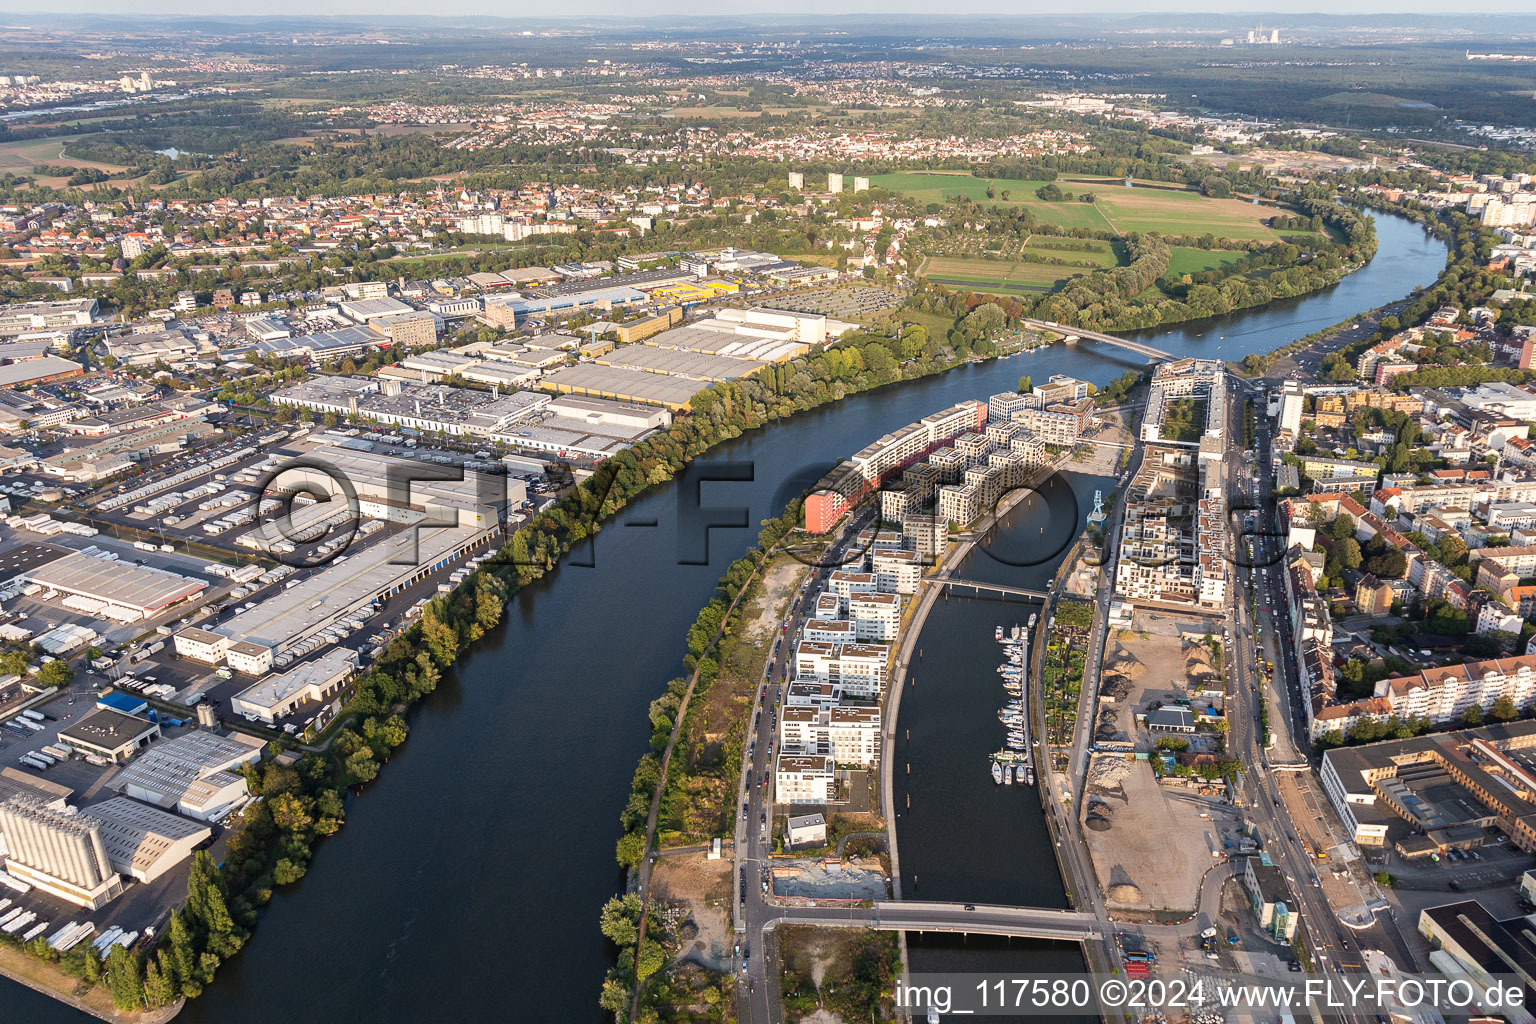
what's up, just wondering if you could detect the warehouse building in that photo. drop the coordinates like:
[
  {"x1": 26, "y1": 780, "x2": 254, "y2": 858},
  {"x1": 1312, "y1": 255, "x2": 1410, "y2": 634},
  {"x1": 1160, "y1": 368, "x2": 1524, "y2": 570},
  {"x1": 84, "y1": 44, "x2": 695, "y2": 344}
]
[
  {"x1": 110, "y1": 731, "x2": 263, "y2": 821},
  {"x1": 21, "y1": 549, "x2": 207, "y2": 620},
  {"x1": 213, "y1": 525, "x2": 492, "y2": 658},
  {"x1": 233, "y1": 648, "x2": 359, "y2": 724},
  {"x1": 59, "y1": 708, "x2": 162, "y2": 764},
  {"x1": 90, "y1": 796, "x2": 213, "y2": 884},
  {"x1": 21, "y1": 549, "x2": 207, "y2": 621},
  {"x1": 0, "y1": 766, "x2": 72, "y2": 810},
  {"x1": 265, "y1": 444, "x2": 523, "y2": 529},
  {"x1": 1418, "y1": 900, "x2": 1536, "y2": 1024},
  {"x1": 540, "y1": 363, "x2": 709, "y2": 410},
  {"x1": 0, "y1": 354, "x2": 84, "y2": 387}
]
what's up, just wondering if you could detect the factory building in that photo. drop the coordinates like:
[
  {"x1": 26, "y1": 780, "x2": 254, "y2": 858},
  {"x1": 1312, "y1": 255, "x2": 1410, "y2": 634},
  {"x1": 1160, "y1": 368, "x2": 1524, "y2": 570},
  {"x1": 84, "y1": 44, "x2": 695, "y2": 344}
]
[{"x1": 0, "y1": 797, "x2": 123, "y2": 908}]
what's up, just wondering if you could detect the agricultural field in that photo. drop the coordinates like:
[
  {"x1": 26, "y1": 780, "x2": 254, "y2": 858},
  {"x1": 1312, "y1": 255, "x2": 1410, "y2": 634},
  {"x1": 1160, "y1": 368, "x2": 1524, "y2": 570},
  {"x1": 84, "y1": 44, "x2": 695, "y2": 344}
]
[
  {"x1": 921, "y1": 255, "x2": 1096, "y2": 295},
  {"x1": 872, "y1": 170, "x2": 1290, "y2": 240}
]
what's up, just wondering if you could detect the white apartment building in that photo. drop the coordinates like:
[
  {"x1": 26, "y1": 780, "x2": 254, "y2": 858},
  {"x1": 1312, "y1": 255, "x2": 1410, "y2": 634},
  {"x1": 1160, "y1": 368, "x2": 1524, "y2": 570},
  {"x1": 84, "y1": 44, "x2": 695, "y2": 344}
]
[
  {"x1": 775, "y1": 753, "x2": 835, "y2": 804},
  {"x1": 1277, "y1": 380, "x2": 1305, "y2": 435},
  {"x1": 803, "y1": 618, "x2": 857, "y2": 644},
  {"x1": 794, "y1": 640, "x2": 889, "y2": 699},
  {"x1": 870, "y1": 549, "x2": 922, "y2": 595},
  {"x1": 779, "y1": 704, "x2": 881, "y2": 766},
  {"x1": 848, "y1": 591, "x2": 901, "y2": 641},
  {"x1": 1377, "y1": 655, "x2": 1536, "y2": 723},
  {"x1": 827, "y1": 570, "x2": 878, "y2": 608}
]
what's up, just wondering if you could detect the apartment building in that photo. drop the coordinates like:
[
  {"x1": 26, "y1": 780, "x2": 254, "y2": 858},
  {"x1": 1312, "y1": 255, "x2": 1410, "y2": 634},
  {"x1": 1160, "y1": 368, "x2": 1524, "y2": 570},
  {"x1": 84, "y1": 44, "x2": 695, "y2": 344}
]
[
  {"x1": 793, "y1": 640, "x2": 889, "y2": 699},
  {"x1": 826, "y1": 569, "x2": 879, "y2": 609},
  {"x1": 775, "y1": 754, "x2": 835, "y2": 804},
  {"x1": 779, "y1": 705, "x2": 881, "y2": 766},
  {"x1": 804, "y1": 400, "x2": 987, "y2": 533},
  {"x1": 848, "y1": 591, "x2": 901, "y2": 641},
  {"x1": 870, "y1": 549, "x2": 922, "y2": 595},
  {"x1": 803, "y1": 618, "x2": 857, "y2": 644}
]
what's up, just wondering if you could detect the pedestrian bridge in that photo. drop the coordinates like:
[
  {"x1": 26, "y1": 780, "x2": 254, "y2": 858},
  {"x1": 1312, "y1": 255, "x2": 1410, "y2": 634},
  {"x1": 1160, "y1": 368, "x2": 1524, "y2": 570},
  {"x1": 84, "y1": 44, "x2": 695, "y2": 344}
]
[
  {"x1": 1020, "y1": 317, "x2": 1172, "y2": 362},
  {"x1": 928, "y1": 577, "x2": 1049, "y2": 601}
]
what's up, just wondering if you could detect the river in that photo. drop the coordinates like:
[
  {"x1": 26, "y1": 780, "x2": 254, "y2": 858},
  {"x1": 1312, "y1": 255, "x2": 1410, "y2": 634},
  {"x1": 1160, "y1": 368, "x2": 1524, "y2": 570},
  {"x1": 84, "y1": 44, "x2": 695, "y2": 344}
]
[{"x1": 9, "y1": 212, "x2": 1444, "y2": 1024}]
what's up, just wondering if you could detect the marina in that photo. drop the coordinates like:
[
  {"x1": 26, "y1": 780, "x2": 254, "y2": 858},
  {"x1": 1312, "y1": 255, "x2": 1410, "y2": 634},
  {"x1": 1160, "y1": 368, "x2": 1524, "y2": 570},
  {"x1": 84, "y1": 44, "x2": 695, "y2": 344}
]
[{"x1": 990, "y1": 615, "x2": 1036, "y2": 786}]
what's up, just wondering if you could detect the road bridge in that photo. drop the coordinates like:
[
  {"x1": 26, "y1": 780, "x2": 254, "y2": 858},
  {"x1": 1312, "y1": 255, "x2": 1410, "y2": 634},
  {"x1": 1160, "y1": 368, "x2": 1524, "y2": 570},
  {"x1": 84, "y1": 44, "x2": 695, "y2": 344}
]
[
  {"x1": 768, "y1": 902, "x2": 1100, "y2": 942},
  {"x1": 1020, "y1": 317, "x2": 1172, "y2": 362}
]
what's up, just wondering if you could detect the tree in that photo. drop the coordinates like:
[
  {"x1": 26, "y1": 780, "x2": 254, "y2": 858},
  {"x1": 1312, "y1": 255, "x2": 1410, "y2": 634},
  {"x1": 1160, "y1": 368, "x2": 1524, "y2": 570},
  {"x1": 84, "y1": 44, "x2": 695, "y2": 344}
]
[
  {"x1": 107, "y1": 945, "x2": 144, "y2": 1010},
  {"x1": 1490, "y1": 695, "x2": 1519, "y2": 722},
  {"x1": 599, "y1": 893, "x2": 641, "y2": 947},
  {"x1": 599, "y1": 975, "x2": 630, "y2": 1013},
  {"x1": 1017, "y1": 375, "x2": 1033, "y2": 394},
  {"x1": 615, "y1": 831, "x2": 646, "y2": 870},
  {"x1": 1327, "y1": 514, "x2": 1356, "y2": 540},
  {"x1": 143, "y1": 956, "x2": 177, "y2": 1008},
  {"x1": 1461, "y1": 703, "x2": 1484, "y2": 728},
  {"x1": 37, "y1": 659, "x2": 74, "y2": 687},
  {"x1": 344, "y1": 750, "x2": 380, "y2": 785},
  {"x1": 273, "y1": 858, "x2": 307, "y2": 885}
]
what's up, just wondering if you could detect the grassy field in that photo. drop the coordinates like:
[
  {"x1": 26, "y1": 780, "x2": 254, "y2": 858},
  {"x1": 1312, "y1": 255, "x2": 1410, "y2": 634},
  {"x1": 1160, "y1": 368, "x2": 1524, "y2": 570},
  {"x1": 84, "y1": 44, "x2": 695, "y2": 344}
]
[
  {"x1": 1024, "y1": 236, "x2": 1121, "y2": 267},
  {"x1": 1166, "y1": 247, "x2": 1246, "y2": 276},
  {"x1": 0, "y1": 136, "x2": 125, "y2": 175},
  {"x1": 872, "y1": 170, "x2": 1286, "y2": 240},
  {"x1": 923, "y1": 255, "x2": 1098, "y2": 294}
]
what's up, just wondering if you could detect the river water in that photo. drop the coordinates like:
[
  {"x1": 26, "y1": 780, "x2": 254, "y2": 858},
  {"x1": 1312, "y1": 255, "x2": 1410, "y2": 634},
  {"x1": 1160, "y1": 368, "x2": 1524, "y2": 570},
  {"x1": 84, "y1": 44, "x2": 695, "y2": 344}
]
[{"x1": 11, "y1": 213, "x2": 1444, "y2": 1024}]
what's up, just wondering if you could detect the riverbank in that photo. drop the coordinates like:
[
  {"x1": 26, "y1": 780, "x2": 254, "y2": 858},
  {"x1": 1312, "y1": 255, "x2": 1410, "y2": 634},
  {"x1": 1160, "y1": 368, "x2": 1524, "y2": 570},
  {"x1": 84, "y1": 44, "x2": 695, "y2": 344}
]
[{"x1": 0, "y1": 945, "x2": 181, "y2": 1024}]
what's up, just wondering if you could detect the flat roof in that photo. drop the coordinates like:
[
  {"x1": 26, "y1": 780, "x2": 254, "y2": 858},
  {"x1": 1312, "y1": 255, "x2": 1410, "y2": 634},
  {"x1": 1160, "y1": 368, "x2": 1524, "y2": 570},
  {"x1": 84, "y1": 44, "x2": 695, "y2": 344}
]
[
  {"x1": 540, "y1": 363, "x2": 706, "y2": 409},
  {"x1": 0, "y1": 355, "x2": 81, "y2": 386},
  {"x1": 215, "y1": 526, "x2": 481, "y2": 650},
  {"x1": 600, "y1": 344, "x2": 765, "y2": 382},
  {"x1": 234, "y1": 648, "x2": 357, "y2": 712},
  {"x1": 59, "y1": 708, "x2": 158, "y2": 750},
  {"x1": 26, "y1": 550, "x2": 206, "y2": 614}
]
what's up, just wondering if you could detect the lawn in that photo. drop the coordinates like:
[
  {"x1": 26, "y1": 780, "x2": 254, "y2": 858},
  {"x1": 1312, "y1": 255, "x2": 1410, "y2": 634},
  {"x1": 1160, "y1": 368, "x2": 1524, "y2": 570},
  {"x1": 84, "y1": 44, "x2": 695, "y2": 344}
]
[
  {"x1": 1166, "y1": 247, "x2": 1246, "y2": 276},
  {"x1": 922, "y1": 255, "x2": 1096, "y2": 294},
  {"x1": 872, "y1": 170, "x2": 1287, "y2": 241}
]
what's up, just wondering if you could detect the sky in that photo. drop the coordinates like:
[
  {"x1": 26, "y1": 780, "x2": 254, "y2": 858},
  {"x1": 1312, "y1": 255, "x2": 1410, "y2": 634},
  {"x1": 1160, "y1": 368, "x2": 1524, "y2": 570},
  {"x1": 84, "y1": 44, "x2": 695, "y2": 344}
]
[{"x1": 0, "y1": 1, "x2": 1519, "y2": 17}]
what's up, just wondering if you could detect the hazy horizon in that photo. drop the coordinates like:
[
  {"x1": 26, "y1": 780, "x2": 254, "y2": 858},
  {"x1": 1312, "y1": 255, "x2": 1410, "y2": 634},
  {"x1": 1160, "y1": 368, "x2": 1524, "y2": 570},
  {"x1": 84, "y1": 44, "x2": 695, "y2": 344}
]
[{"x1": 0, "y1": 2, "x2": 1526, "y2": 19}]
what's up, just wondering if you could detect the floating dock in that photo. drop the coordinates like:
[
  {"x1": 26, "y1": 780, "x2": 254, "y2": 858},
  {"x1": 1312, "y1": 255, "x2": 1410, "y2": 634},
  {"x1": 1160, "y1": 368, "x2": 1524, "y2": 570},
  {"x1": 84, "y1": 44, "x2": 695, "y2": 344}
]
[{"x1": 990, "y1": 618, "x2": 1035, "y2": 785}]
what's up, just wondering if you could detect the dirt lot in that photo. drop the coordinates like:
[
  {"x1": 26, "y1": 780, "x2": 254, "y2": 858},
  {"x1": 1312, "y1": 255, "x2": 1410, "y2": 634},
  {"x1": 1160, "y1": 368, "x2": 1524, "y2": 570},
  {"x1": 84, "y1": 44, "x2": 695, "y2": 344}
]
[
  {"x1": 1096, "y1": 611, "x2": 1223, "y2": 751},
  {"x1": 744, "y1": 554, "x2": 810, "y2": 642},
  {"x1": 650, "y1": 849, "x2": 735, "y2": 969},
  {"x1": 1082, "y1": 755, "x2": 1232, "y2": 912}
]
